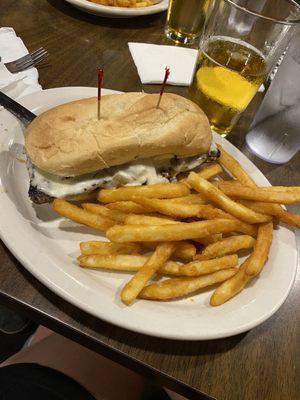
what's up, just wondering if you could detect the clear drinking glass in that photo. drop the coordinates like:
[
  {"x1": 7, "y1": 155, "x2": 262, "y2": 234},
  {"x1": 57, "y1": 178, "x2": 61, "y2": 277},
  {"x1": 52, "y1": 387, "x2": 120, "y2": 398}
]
[
  {"x1": 188, "y1": 0, "x2": 300, "y2": 136},
  {"x1": 165, "y1": 0, "x2": 209, "y2": 45},
  {"x1": 246, "y1": 32, "x2": 300, "y2": 163}
]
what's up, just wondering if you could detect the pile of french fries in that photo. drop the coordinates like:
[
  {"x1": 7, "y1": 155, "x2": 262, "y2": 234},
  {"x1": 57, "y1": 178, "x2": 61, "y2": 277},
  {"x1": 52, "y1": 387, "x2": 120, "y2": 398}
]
[
  {"x1": 88, "y1": 0, "x2": 155, "y2": 8},
  {"x1": 52, "y1": 144, "x2": 300, "y2": 306}
]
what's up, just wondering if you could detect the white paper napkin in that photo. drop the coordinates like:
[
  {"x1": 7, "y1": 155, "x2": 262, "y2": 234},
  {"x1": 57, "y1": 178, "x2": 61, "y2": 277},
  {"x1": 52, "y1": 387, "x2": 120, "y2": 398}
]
[
  {"x1": 0, "y1": 27, "x2": 42, "y2": 99},
  {"x1": 128, "y1": 42, "x2": 198, "y2": 86}
]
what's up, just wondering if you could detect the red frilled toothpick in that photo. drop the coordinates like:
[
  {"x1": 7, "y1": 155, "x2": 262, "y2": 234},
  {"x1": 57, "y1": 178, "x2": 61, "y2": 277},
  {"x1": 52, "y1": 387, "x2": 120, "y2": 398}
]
[
  {"x1": 97, "y1": 67, "x2": 103, "y2": 120},
  {"x1": 156, "y1": 67, "x2": 170, "y2": 109}
]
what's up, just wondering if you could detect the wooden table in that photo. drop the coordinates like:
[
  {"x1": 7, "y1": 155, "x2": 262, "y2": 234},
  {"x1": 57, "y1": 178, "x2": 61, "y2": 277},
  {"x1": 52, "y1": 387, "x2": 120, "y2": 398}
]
[{"x1": 1, "y1": 2, "x2": 299, "y2": 399}]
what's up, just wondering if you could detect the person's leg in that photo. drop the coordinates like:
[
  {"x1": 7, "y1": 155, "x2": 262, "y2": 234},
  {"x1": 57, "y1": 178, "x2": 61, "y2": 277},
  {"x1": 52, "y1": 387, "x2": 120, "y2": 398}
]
[{"x1": 2, "y1": 331, "x2": 144, "y2": 400}]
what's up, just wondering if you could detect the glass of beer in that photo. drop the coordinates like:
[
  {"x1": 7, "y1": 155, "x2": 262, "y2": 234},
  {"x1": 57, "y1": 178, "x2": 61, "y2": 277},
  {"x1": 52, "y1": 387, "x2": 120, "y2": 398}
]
[
  {"x1": 189, "y1": 0, "x2": 300, "y2": 136},
  {"x1": 165, "y1": 0, "x2": 209, "y2": 45}
]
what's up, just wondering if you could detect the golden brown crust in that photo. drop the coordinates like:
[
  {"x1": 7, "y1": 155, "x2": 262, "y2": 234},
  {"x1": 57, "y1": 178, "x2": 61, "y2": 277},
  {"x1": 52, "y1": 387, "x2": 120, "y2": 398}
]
[{"x1": 25, "y1": 92, "x2": 212, "y2": 176}]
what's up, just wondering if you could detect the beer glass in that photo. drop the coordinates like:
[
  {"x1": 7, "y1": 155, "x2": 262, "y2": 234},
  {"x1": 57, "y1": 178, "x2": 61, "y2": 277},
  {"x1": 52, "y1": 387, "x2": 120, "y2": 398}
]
[
  {"x1": 189, "y1": 0, "x2": 300, "y2": 136},
  {"x1": 165, "y1": 0, "x2": 209, "y2": 45}
]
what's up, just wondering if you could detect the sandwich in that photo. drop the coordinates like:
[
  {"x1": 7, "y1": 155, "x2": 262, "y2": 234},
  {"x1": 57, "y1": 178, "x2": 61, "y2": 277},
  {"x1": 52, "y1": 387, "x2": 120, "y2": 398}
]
[{"x1": 25, "y1": 92, "x2": 217, "y2": 204}]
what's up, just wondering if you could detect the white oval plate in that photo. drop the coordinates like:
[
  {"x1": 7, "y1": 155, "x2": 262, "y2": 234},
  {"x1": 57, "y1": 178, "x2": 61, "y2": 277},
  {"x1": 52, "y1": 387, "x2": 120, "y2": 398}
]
[
  {"x1": 0, "y1": 87, "x2": 297, "y2": 340},
  {"x1": 64, "y1": 0, "x2": 168, "y2": 18}
]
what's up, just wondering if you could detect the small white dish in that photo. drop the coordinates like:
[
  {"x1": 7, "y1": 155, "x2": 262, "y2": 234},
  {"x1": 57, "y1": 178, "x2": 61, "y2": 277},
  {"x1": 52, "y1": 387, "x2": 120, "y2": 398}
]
[
  {"x1": 64, "y1": 0, "x2": 168, "y2": 18},
  {"x1": 0, "y1": 86, "x2": 297, "y2": 340}
]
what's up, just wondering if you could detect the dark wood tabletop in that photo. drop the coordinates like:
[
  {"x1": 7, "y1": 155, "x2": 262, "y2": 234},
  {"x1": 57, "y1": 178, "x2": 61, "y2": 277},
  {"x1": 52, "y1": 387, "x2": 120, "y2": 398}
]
[{"x1": 0, "y1": 1, "x2": 299, "y2": 399}]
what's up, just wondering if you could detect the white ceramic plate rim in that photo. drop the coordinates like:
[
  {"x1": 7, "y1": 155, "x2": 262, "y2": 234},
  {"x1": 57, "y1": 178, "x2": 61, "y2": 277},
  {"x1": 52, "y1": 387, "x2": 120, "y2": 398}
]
[
  {"x1": 0, "y1": 87, "x2": 297, "y2": 341},
  {"x1": 64, "y1": 0, "x2": 168, "y2": 17}
]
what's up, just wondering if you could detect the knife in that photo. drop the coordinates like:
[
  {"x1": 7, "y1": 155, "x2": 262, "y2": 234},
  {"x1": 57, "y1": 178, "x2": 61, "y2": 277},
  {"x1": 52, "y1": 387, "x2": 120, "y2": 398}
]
[{"x1": 0, "y1": 91, "x2": 36, "y2": 125}]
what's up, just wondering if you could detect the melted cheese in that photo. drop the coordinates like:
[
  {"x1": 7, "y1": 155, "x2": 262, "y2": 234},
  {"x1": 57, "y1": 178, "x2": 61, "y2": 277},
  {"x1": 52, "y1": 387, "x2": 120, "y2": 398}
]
[{"x1": 28, "y1": 152, "x2": 213, "y2": 199}]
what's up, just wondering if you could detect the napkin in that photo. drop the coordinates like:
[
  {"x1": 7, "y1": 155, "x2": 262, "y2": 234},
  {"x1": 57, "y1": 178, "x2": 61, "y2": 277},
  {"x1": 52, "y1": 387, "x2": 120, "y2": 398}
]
[
  {"x1": 0, "y1": 27, "x2": 42, "y2": 99},
  {"x1": 128, "y1": 42, "x2": 198, "y2": 86}
]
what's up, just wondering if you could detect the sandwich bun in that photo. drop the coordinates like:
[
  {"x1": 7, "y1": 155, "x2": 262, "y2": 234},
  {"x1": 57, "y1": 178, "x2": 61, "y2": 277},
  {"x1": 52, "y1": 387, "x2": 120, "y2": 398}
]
[{"x1": 25, "y1": 92, "x2": 212, "y2": 177}]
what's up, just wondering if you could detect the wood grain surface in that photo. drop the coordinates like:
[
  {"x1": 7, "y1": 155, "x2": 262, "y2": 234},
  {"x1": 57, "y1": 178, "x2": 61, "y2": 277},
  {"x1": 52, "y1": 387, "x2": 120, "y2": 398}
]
[{"x1": 0, "y1": 1, "x2": 299, "y2": 399}]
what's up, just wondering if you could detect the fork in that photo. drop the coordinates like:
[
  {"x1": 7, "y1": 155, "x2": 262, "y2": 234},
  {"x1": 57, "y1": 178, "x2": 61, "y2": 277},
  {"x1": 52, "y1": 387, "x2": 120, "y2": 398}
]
[{"x1": 3, "y1": 47, "x2": 49, "y2": 74}]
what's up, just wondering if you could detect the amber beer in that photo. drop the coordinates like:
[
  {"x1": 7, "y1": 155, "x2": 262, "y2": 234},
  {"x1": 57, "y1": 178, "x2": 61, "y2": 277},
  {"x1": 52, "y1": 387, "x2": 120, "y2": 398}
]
[
  {"x1": 189, "y1": 37, "x2": 267, "y2": 136},
  {"x1": 165, "y1": 0, "x2": 208, "y2": 44}
]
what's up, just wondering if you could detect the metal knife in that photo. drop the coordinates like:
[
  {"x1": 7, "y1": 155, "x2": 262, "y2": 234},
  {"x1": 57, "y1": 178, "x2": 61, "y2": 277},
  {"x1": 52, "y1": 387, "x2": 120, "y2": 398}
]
[{"x1": 0, "y1": 91, "x2": 36, "y2": 126}]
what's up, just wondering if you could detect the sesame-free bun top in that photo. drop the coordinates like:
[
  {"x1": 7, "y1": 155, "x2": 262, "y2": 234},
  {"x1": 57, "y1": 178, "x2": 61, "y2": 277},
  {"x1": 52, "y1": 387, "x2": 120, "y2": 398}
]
[{"x1": 25, "y1": 92, "x2": 212, "y2": 177}]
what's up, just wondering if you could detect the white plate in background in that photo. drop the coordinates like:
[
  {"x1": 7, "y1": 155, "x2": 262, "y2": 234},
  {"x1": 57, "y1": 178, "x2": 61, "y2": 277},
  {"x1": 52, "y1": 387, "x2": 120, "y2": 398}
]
[
  {"x1": 64, "y1": 0, "x2": 168, "y2": 18},
  {"x1": 0, "y1": 86, "x2": 297, "y2": 340}
]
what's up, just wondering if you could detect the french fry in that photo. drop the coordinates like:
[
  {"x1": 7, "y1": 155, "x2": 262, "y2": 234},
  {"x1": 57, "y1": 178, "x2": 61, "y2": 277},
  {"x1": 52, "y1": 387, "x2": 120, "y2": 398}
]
[
  {"x1": 168, "y1": 194, "x2": 207, "y2": 205},
  {"x1": 133, "y1": 197, "x2": 234, "y2": 221},
  {"x1": 238, "y1": 186, "x2": 300, "y2": 193},
  {"x1": 80, "y1": 241, "x2": 141, "y2": 256},
  {"x1": 210, "y1": 257, "x2": 252, "y2": 306},
  {"x1": 135, "y1": 2, "x2": 152, "y2": 7},
  {"x1": 269, "y1": 207, "x2": 300, "y2": 228},
  {"x1": 218, "y1": 181, "x2": 300, "y2": 194},
  {"x1": 78, "y1": 253, "x2": 181, "y2": 275},
  {"x1": 98, "y1": 182, "x2": 190, "y2": 203},
  {"x1": 210, "y1": 221, "x2": 272, "y2": 304},
  {"x1": 106, "y1": 201, "x2": 151, "y2": 214},
  {"x1": 78, "y1": 254, "x2": 148, "y2": 271},
  {"x1": 124, "y1": 214, "x2": 178, "y2": 226},
  {"x1": 187, "y1": 173, "x2": 272, "y2": 224},
  {"x1": 196, "y1": 208, "x2": 257, "y2": 237},
  {"x1": 139, "y1": 268, "x2": 237, "y2": 300},
  {"x1": 52, "y1": 199, "x2": 115, "y2": 232},
  {"x1": 177, "y1": 254, "x2": 238, "y2": 276},
  {"x1": 217, "y1": 144, "x2": 297, "y2": 226},
  {"x1": 245, "y1": 222, "x2": 273, "y2": 276},
  {"x1": 132, "y1": 197, "x2": 258, "y2": 236},
  {"x1": 144, "y1": 241, "x2": 196, "y2": 261},
  {"x1": 196, "y1": 206, "x2": 237, "y2": 220},
  {"x1": 195, "y1": 235, "x2": 256, "y2": 260},
  {"x1": 216, "y1": 144, "x2": 257, "y2": 186},
  {"x1": 240, "y1": 200, "x2": 300, "y2": 228},
  {"x1": 173, "y1": 242, "x2": 196, "y2": 261},
  {"x1": 194, "y1": 234, "x2": 223, "y2": 246},
  {"x1": 107, "y1": 196, "x2": 207, "y2": 213},
  {"x1": 196, "y1": 163, "x2": 223, "y2": 180},
  {"x1": 159, "y1": 262, "x2": 181, "y2": 275},
  {"x1": 239, "y1": 200, "x2": 283, "y2": 215},
  {"x1": 107, "y1": 219, "x2": 245, "y2": 243},
  {"x1": 182, "y1": 163, "x2": 223, "y2": 184},
  {"x1": 121, "y1": 242, "x2": 175, "y2": 305},
  {"x1": 89, "y1": 0, "x2": 154, "y2": 7},
  {"x1": 218, "y1": 182, "x2": 300, "y2": 204},
  {"x1": 187, "y1": 205, "x2": 257, "y2": 236},
  {"x1": 82, "y1": 203, "x2": 128, "y2": 223},
  {"x1": 132, "y1": 197, "x2": 215, "y2": 218}
]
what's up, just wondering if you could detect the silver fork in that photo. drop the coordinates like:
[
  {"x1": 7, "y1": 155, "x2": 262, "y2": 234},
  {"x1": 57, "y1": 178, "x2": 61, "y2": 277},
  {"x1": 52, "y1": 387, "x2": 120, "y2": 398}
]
[{"x1": 3, "y1": 47, "x2": 49, "y2": 73}]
